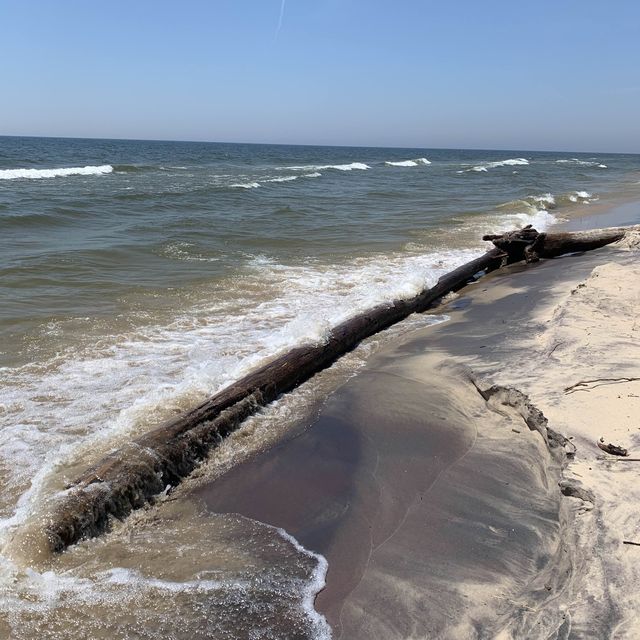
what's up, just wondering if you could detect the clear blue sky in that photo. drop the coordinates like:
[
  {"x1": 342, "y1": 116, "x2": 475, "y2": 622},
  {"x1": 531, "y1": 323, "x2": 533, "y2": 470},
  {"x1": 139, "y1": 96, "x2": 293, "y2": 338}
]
[{"x1": 2, "y1": 0, "x2": 639, "y2": 152}]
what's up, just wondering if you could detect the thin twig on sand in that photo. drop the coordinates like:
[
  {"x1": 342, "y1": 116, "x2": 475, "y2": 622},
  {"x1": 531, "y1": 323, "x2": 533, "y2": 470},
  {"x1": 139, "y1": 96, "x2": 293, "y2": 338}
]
[{"x1": 564, "y1": 377, "x2": 640, "y2": 394}]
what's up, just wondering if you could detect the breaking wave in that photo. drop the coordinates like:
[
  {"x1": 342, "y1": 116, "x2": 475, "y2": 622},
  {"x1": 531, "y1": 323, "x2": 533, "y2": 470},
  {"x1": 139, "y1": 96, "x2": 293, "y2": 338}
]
[
  {"x1": 495, "y1": 189, "x2": 597, "y2": 216},
  {"x1": 230, "y1": 172, "x2": 322, "y2": 189},
  {"x1": 284, "y1": 162, "x2": 370, "y2": 172},
  {"x1": 0, "y1": 165, "x2": 113, "y2": 180},
  {"x1": 556, "y1": 159, "x2": 607, "y2": 169},
  {"x1": 230, "y1": 181, "x2": 261, "y2": 189},
  {"x1": 467, "y1": 158, "x2": 530, "y2": 172},
  {"x1": 496, "y1": 193, "x2": 556, "y2": 213},
  {"x1": 566, "y1": 190, "x2": 596, "y2": 203},
  {"x1": 263, "y1": 176, "x2": 298, "y2": 183},
  {"x1": 385, "y1": 157, "x2": 431, "y2": 167}
]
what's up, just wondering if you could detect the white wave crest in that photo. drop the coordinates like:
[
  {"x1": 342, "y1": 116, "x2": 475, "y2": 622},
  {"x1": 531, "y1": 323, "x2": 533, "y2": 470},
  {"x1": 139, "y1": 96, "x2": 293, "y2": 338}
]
[
  {"x1": 468, "y1": 158, "x2": 529, "y2": 172},
  {"x1": 499, "y1": 210, "x2": 558, "y2": 232},
  {"x1": 230, "y1": 182, "x2": 261, "y2": 189},
  {"x1": 263, "y1": 176, "x2": 298, "y2": 183},
  {"x1": 568, "y1": 190, "x2": 594, "y2": 202},
  {"x1": 556, "y1": 158, "x2": 607, "y2": 168},
  {"x1": 284, "y1": 162, "x2": 370, "y2": 172},
  {"x1": 231, "y1": 173, "x2": 320, "y2": 188},
  {"x1": 532, "y1": 193, "x2": 556, "y2": 208},
  {"x1": 385, "y1": 157, "x2": 431, "y2": 167},
  {"x1": 0, "y1": 165, "x2": 113, "y2": 180}
]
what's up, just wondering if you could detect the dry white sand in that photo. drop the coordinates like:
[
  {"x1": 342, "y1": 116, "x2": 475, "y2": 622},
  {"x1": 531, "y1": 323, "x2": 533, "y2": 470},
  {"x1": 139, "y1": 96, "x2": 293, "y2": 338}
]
[{"x1": 485, "y1": 233, "x2": 640, "y2": 638}]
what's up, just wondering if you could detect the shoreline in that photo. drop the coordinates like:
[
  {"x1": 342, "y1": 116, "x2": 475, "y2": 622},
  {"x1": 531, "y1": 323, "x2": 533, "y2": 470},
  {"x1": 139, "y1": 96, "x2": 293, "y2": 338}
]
[
  {"x1": 1, "y1": 178, "x2": 639, "y2": 636},
  {"x1": 193, "y1": 199, "x2": 640, "y2": 637}
]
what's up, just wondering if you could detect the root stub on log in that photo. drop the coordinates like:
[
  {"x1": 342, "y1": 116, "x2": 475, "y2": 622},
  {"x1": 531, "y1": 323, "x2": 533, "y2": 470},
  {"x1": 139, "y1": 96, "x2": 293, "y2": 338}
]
[
  {"x1": 44, "y1": 224, "x2": 638, "y2": 552},
  {"x1": 483, "y1": 224, "x2": 632, "y2": 263}
]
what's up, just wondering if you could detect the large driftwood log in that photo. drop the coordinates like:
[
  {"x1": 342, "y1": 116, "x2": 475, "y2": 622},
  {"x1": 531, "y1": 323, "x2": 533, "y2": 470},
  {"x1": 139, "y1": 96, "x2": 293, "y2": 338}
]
[
  {"x1": 43, "y1": 225, "x2": 637, "y2": 552},
  {"x1": 483, "y1": 224, "x2": 632, "y2": 263}
]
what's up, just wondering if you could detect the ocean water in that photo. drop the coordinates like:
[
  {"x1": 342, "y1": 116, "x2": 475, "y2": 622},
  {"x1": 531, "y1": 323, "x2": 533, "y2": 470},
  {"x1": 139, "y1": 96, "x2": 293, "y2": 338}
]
[{"x1": 0, "y1": 135, "x2": 639, "y2": 638}]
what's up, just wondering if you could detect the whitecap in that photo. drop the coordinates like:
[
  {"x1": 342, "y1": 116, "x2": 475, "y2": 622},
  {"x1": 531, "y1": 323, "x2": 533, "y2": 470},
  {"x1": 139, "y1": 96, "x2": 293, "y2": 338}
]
[
  {"x1": 230, "y1": 182, "x2": 261, "y2": 189},
  {"x1": 262, "y1": 176, "x2": 298, "y2": 183},
  {"x1": 282, "y1": 162, "x2": 370, "y2": 172},
  {"x1": 0, "y1": 165, "x2": 113, "y2": 180},
  {"x1": 467, "y1": 158, "x2": 529, "y2": 172},
  {"x1": 498, "y1": 209, "x2": 558, "y2": 232},
  {"x1": 556, "y1": 158, "x2": 606, "y2": 168},
  {"x1": 532, "y1": 193, "x2": 556, "y2": 208},
  {"x1": 568, "y1": 190, "x2": 594, "y2": 202},
  {"x1": 385, "y1": 157, "x2": 431, "y2": 167}
]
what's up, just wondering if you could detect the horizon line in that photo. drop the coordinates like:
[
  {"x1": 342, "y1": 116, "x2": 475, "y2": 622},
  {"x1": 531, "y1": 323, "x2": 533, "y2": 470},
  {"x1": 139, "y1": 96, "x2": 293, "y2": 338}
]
[{"x1": 0, "y1": 133, "x2": 637, "y2": 157}]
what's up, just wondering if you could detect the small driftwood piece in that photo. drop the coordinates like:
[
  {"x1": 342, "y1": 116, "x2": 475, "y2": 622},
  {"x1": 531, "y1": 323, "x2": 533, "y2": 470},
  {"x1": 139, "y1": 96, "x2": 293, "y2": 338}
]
[
  {"x1": 623, "y1": 541, "x2": 640, "y2": 546},
  {"x1": 565, "y1": 377, "x2": 640, "y2": 394},
  {"x1": 43, "y1": 224, "x2": 638, "y2": 552},
  {"x1": 597, "y1": 440, "x2": 629, "y2": 457}
]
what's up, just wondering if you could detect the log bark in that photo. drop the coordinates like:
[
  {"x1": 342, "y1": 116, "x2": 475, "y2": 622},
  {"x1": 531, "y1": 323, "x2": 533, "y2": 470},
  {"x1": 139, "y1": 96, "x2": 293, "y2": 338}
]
[
  {"x1": 43, "y1": 225, "x2": 637, "y2": 552},
  {"x1": 482, "y1": 224, "x2": 635, "y2": 263}
]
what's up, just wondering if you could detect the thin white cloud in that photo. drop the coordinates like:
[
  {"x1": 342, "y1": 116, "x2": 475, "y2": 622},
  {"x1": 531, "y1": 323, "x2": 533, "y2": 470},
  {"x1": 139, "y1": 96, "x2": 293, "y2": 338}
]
[{"x1": 275, "y1": 0, "x2": 286, "y2": 39}]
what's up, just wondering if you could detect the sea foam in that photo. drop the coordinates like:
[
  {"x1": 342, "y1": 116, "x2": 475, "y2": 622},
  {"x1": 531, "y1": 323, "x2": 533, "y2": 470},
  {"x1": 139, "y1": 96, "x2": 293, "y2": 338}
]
[
  {"x1": 0, "y1": 515, "x2": 332, "y2": 640},
  {"x1": 0, "y1": 165, "x2": 114, "y2": 180}
]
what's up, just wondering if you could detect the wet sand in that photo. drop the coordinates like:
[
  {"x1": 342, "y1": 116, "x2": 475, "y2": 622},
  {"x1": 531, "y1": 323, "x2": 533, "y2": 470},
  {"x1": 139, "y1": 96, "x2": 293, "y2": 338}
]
[{"x1": 194, "y1": 250, "x2": 633, "y2": 638}]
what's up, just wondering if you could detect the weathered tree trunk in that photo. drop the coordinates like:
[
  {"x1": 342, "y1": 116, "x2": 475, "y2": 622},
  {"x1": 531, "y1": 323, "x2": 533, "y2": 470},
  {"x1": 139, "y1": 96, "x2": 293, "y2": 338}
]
[
  {"x1": 483, "y1": 224, "x2": 633, "y2": 263},
  {"x1": 43, "y1": 225, "x2": 637, "y2": 552}
]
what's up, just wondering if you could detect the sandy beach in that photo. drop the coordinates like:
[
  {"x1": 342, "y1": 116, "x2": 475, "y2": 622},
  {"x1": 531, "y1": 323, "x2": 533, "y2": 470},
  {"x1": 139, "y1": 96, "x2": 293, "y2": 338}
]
[{"x1": 194, "y1": 210, "x2": 640, "y2": 638}]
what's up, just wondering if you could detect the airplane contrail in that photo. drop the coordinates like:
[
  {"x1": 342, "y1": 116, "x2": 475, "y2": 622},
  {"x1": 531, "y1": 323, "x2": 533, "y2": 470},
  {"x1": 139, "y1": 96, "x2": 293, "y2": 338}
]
[{"x1": 275, "y1": 0, "x2": 286, "y2": 39}]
